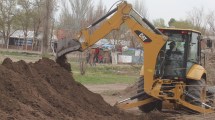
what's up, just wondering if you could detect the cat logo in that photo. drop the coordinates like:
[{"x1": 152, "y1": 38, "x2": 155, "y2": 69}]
[
  {"x1": 134, "y1": 30, "x2": 152, "y2": 43},
  {"x1": 139, "y1": 33, "x2": 147, "y2": 41}
]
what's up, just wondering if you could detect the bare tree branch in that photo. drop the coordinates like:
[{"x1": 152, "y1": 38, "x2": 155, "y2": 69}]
[
  {"x1": 68, "y1": 0, "x2": 93, "y2": 30},
  {"x1": 133, "y1": 0, "x2": 148, "y2": 18},
  {"x1": 0, "y1": 0, "x2": 17, "y2": 48},
  {"x1": 207, "y1": 11, "x2": 215, "y2": 33},
  {"x1": 187, "y1": 7, "x2": 207, "y2": 34}
]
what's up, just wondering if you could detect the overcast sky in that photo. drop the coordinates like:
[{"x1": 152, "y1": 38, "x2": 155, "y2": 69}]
[{"x1": 94, "y1": 0, "x2": 215, "y2": 24}]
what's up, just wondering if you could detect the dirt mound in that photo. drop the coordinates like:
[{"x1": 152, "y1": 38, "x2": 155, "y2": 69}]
[
  {"x1": 118, "y1": 82, "x2": 138, "y2": 98},
  {"x1": 0, "y1": 58, "x2": 141, "y2": 120}
]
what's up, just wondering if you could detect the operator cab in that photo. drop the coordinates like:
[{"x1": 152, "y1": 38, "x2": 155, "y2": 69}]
[{"x1": 156, "y1": 28, "x2": 202, "y2": 80}]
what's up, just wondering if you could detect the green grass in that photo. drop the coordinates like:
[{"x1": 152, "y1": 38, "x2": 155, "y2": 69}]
[
  {"x1": 73, "y1": 72, "x2": 138, "y2": 84},
  {"x1": 0, "y1": 50, "x2": 55, "y2": 63},
  {"x1": 0, "y1": 50, "x2": 39, "y2": 56},
  {"x1": 70, "y1": 61, "x2": 140, "y2": 84}
]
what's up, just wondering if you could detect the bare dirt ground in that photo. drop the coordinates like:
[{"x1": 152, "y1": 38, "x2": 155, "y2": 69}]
[
  {"x1": 85, "y1": 84, "x2": 174, "y2": 119},
  {"x1": 85, "y1": 84, "x2": 131, "y2": 106},
  {"x1": 85, "y1": 83, "x2": 215, "y2": 120}
]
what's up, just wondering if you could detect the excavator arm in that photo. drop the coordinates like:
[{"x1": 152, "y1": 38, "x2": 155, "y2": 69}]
[
  {"x1": 54, "y1": 1, "x2": 167, "y2": 93},
  {"x1": 54, "y1": 2, "x2": 132, "y2": 57}
]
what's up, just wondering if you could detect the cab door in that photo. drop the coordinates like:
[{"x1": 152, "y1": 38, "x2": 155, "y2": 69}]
[{"x1": 186, "y1": 32, "x2": 202, "y2": 73}]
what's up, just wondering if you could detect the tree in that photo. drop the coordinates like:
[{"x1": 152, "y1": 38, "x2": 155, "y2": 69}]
[
  {"x1": 171, "y1": 20, "x2": 194, "y2": 29},
  {"x1": 68, "y1": 0, "x2": 93, "y2": 31},
  {"x1": 42, "y1": 0, "x2": 55, "y2": 56},
  {"x1": 153, "y1": 18, "x2": 166, "y2": 27},
  {"x1": 0, "y1": 0, "x2": 18, "y2": 48},
  {"x1": 168, "y1": 18, "x2": 176, "y2": 27},
  {"x1": 58, "y1": 0, "x2": 94, "y2": 39},
  {"x1": 186, "y1": 7, "x2": 207, "y2": 34},
  {"x1": 86, "y1": 0, "x2": 106, "y2": 26},
  {"x1": 86, "y1": 0, "x2": 107, "y2": 39},
  {"x1": 167, "y1": 18, "x2": 195, "y2": 29},
  {"x1": 207, "y1": 11, "x2": 215, "y2": 33},
  {"x1": 93, "y1": 0, "x2": 106, "y2": 21},
  {"x1": 58, "y1": 0, "x2": 75, "y2": 38},
  {"x1": 106, "y1": 0, "x2": 149, "y2": 49},
  {"x1": 16, "y1": 0, "x2": 34, "y2": 50},
  {"x1": 127, "y1": 0, "x2": 149, "y2": 48},
  {"x1": 206, "y1": 11, "x2": 215, "y2": 52},
  {"x1": 133, "y1": 0, "x2": 148, "y2": 17},
  {"x1": 31, "y1": 0, "x2": 45, "y2": 50}
]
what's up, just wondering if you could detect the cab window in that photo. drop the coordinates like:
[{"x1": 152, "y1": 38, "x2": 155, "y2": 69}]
[{"x1": 188, "y1": 32, "x2": 199, "y2": 63}]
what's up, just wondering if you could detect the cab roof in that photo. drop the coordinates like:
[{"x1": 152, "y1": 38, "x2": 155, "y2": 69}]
[{"x1": 158, "y1": 27, "x2": 201, "y2": 34}]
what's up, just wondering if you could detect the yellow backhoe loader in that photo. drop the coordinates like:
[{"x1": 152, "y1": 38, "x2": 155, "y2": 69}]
[{"x1": 53, "y1": 1, "x2": 215, "y2": 113}]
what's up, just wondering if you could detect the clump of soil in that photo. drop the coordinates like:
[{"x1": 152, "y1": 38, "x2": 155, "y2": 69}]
[
  {"x1": 56, "y1": 55, "x2": 71, "y2": 71},
  {"x1": 0, "y1": 57, "x2": 140, "y2": 120}
]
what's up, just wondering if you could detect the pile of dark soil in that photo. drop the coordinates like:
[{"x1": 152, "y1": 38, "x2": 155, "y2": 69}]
[{"x1": 0, "y1": 58, "x2": 141, "y2": 120}]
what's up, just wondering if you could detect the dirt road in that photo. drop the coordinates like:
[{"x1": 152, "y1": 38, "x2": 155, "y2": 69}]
[{"x1": 85, "y1": 83, "x2": 148, "y2": 117}]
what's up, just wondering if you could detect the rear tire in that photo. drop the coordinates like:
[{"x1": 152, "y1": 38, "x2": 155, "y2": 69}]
[
  {"x1": 137, "y1": 76, "x2": 162, "y2": 113},
  {"x1": 206, "y1": 87, "x2": 215, "y2": 107},
  {"x1": 186, "y1": 78, "x2": 206, "y2": 106}
]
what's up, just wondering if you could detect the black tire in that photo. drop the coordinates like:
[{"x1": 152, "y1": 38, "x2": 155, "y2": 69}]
[
  {"x1": 186, "y1": 78, "x2": 206, "y2": 106},
  {"x1": 137, "y1": 76, "x2": 162, "y2": 113},
  {"x1": 206, "y1": 86, "x2": 215, "y2": 107}
]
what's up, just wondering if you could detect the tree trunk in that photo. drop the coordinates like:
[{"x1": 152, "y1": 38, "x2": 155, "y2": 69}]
[
  {"x1": 41, "y1": 0, "x2": 51, "y2": 57},
  {"x1": 24, "y1": 32, "x2": 28, "y2": 50},
  {"x1": 6, "y1": 38, "x2": 9, "y2": 49}
]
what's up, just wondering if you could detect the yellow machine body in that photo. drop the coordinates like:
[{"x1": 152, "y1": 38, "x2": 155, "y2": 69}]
[
  {"x1": 54, "y1": 1, "x2": 214, "y2": 113},
  {"x1": 186, "y1": 64, "x2": 206, "y2": 80}
]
